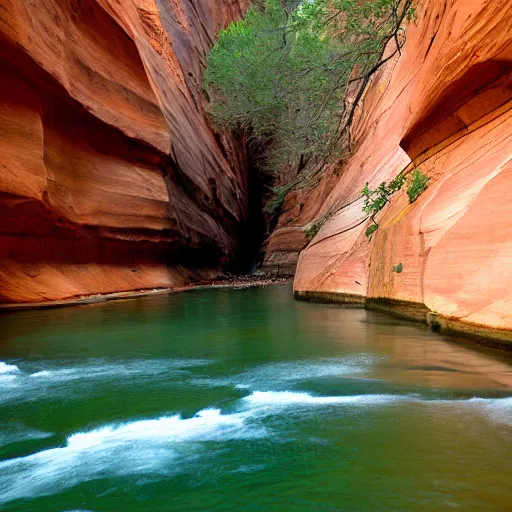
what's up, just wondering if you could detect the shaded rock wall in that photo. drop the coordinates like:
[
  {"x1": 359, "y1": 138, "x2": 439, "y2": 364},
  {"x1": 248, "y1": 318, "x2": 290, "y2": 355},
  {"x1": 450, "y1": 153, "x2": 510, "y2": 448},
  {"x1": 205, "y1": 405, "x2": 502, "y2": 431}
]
[
  {"x1": 0, "y1": 0, "x2": 248, "y2": 302},
  {"x1": 290, "y1": 0, "x2": 512, "y2": 337}
]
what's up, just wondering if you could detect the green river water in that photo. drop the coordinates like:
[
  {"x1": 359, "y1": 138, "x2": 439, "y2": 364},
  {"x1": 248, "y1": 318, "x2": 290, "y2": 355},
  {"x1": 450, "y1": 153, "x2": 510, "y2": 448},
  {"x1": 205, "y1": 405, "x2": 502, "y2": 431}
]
[{"x1": 0, "y1": 284, "x2": 511, "y2": 511}]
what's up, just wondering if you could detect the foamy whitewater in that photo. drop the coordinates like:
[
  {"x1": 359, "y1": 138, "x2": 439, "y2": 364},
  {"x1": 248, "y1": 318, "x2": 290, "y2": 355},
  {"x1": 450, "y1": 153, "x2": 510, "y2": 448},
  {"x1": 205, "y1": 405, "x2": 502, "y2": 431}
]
[
  {"x1": 190, "y1": 355, "x2": 381, "y2": 390},
  {"x1": 0, "y1": 390, "x2": 389, "y2": 503},
  {"x1": 243, "y1": 391, "x2": 411, "y2": 407},
  {"x1": 0, "y1": 362, "x2": 19, "y2": 374},
  {"x1": 1, "y1": 384, "x2": 510, "y2": 505},
  {"x1": 1, "y1": 284, "x2": 511, "y2": 511},
  {"x1": 0, "y1": 407, "x2": 260, "y2": 504},
  {"x1": 0, "y1": 358, "x2": 213, "y2": 405},
  {"x1": 0, "y1": 424, "x2": 53, "y2": 448}
]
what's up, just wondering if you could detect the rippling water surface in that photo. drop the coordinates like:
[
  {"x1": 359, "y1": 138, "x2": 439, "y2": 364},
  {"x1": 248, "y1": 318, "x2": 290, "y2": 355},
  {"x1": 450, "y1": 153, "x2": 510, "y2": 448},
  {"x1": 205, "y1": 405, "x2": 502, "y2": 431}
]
[{"x1": 1, "y1": 284, "x2": 511, "y2": 511}]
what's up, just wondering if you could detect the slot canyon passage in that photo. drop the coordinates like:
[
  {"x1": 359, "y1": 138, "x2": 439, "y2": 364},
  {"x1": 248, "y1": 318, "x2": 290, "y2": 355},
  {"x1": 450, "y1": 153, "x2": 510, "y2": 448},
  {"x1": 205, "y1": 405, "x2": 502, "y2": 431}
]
[{"x1": 1, "y1": 0, "x2": 512, "y2": 511}]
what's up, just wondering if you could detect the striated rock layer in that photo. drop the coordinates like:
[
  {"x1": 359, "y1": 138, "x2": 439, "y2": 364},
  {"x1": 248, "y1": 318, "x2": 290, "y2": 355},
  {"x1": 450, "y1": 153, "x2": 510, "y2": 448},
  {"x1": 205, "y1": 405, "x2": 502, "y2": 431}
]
[
  {"x1": 292, "y1": 0, "x2": 512, "y2": 341},
  {"x1": 0, "y1": 0, "x2": 248, "y2": 302}
]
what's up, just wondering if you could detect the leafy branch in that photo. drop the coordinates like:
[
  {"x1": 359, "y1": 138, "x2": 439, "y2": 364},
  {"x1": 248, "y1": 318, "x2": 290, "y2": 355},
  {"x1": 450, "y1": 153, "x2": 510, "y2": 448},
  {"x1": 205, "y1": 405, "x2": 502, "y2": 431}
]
[
  {"x1": 362, "y1": 168, "x2": 430, "y2": 238},
  {"x1": 362, "y1": 172, "x2": 407, "y2": 237}
]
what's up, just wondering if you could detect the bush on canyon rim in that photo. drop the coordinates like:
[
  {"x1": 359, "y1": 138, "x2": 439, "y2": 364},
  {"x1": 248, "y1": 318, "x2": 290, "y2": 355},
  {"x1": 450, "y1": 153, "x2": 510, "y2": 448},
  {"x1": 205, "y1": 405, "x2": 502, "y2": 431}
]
[{"x1": 204, "y1": 0, "x2": 414, "y2": 173}]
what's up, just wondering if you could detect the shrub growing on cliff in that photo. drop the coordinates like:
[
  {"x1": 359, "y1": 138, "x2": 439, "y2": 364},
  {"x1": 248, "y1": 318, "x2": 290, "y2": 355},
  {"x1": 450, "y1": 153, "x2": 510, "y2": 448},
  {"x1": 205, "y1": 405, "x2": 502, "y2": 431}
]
[
  {"x1": 392, "y1": 263, "x2": 403, "y2": 273},
  {"x1": 407, "y1": 169, "x2": 430, "y2": 203},
  {"x1": 204, "y1": 0, "x2": 415, "y2": 174},
  {"x1": 362, "y1": 172, "x2": 407, "y2": 237},
  {"x1": 264, "y1": 182, "x2": 295, "y2": 215},
  {"x1": 362, "y1": 168, "x2": 430, "y2": 238},
  {"x1": 304, "y1": 214, "x2": 329, "y2": 241}
]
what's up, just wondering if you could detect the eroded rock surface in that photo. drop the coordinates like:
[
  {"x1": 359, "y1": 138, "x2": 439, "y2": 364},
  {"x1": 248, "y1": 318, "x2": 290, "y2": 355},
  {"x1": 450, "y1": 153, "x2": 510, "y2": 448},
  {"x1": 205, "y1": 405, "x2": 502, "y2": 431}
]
[
  {"x1": 0, "y1": 0, "x2": 248, "y2": 302},
  {"x1": 291, "y1": 0, "x2": 512, "y2": 335}
]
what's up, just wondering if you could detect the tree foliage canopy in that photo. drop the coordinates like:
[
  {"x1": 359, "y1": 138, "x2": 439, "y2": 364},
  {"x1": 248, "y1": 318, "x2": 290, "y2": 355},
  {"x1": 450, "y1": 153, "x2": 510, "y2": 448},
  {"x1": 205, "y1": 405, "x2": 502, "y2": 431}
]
[{"x1": 204, "y1": 0, "x2": 414, "y2": 171}]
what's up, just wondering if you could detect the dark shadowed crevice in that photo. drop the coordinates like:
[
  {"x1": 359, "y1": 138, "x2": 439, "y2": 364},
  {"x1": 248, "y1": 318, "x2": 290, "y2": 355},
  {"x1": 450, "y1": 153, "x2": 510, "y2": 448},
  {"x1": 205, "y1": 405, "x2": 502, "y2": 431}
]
[{"x1": 225, "y1": 139, "x2": 273, "y2": 275}]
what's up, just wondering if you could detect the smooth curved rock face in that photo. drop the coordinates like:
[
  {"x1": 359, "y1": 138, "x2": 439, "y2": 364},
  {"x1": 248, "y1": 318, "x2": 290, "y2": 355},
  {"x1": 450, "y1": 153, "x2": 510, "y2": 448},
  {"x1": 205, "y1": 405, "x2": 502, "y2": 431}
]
[
  {"x1": 0, "y1": 0, "x2": 247, "y2": 302},
  {"x1": 294, "y1": 0, "x2": 512, "y2": 332}
]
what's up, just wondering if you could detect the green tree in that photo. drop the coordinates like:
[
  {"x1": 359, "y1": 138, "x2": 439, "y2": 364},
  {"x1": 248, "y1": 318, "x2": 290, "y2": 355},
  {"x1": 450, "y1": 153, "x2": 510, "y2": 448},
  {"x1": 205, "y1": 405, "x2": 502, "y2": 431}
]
[{"x1": 204, "y1": 0, "x2": 414, "y2": 174}]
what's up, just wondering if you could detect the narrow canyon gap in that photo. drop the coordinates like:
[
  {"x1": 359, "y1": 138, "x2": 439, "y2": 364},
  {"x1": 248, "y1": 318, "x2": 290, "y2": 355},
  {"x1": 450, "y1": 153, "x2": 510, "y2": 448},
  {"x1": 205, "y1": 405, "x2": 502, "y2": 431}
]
[
  {"x1": 1, "y1": 2, "x2": 512, "y2": 510},
  {"x1": 1, "y1": 0, "x2": 512, "y2": 342}
]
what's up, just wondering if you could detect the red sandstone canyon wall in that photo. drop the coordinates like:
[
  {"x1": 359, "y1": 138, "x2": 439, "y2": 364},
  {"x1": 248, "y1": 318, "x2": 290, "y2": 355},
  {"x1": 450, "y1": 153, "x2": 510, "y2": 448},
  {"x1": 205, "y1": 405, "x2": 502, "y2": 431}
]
[
  {"x1": 0, "y1": 0, "x2": 248, "y2": 302},
  {"x1": 290, "y1": 0, "x2": 512, "y2": 336}
]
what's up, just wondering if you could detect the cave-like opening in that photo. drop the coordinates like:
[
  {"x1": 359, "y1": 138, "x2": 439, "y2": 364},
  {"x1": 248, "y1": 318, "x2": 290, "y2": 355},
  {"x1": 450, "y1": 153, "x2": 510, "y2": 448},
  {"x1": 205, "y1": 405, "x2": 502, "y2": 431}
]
[{"x1": 225, "y1": 140, "x2": 274, "y2": 276}]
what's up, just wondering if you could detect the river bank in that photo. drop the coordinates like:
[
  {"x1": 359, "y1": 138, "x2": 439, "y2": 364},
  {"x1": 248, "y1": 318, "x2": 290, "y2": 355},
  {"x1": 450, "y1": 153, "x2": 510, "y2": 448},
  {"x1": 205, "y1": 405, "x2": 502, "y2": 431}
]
[
  {"x1": 0, "y1": 276, "x2": 291, "y2": 311},
  {"x1": 1, "y1": 284, "x2": 511, "y2": 511}
]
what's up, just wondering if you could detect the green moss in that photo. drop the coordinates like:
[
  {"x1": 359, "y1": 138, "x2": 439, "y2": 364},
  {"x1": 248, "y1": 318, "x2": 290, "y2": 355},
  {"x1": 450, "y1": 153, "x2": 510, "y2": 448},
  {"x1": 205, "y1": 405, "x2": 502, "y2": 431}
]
[
  {"x1": 304, "y1": 216, "x2": 328, "y2": 241},
  {"x1": 294, "y1": 290, "x2": 365, "y2": 306},
  {"x1": 264, "y1": 182, "x2": 295, "y2": 215}
]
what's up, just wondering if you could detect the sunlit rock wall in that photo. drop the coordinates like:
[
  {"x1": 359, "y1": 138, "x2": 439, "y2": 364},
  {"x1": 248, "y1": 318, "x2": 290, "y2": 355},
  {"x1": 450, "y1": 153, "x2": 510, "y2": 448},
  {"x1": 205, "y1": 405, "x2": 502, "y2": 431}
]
[
  {"x1": 0, "y1": 0, "x2": 248, "y2": 302},
  {"x1": 292, "y1": 0, "x2": 512, "y2": 337}
]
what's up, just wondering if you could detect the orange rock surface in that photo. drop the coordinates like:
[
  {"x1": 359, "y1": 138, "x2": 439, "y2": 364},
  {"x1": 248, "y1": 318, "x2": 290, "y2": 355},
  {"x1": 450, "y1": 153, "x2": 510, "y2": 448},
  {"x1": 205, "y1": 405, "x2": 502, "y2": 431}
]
[
  {"x1": 293, "y1": 0, "x2": 512, "y2": 333},
  {"x1": 0, "y1": 0, "x2": 247, "y2": 302}
]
